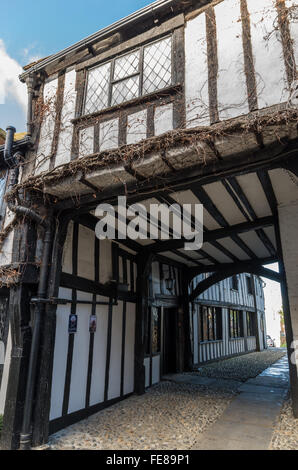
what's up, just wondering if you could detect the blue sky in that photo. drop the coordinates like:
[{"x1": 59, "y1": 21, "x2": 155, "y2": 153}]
[{"x1": 0, "y1": 0, "x2": 152, "y2": 131}]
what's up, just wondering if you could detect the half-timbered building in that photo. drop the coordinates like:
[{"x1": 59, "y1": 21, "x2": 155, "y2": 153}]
[{"x1": 0, "y1": 0, "x2": 297, "y2": 450}]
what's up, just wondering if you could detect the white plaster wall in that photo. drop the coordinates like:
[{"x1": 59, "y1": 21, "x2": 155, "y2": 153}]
[
  {"x1": 0, "y1": 230, "x2": 14, "y2": 266},
  {"x1": 215, "y1": 0, "x2": 249, "y2": 120},
  {"x1": 99, "y1": 119, "x2": 119, "y2": 151},
  {"x1": 77, "y1": 225, "x2": 95, "y2": 280},
  {"x1": 0, "y1": 324, "x2": 11, "y2": 415},
  {"x1": 99, "y1": 239, "x2": 113, "y2": 284},
  {"x1": 247, "y1": 0, "x2": 288, "y2": 108},
  {"x1": 89, "y1": 301, "x2": 109, "y2": 406},
  {"x1": 108, "y1": 301, "x2": 123, "y2": 400},
  {"x1": 62, "y1": 221, "x2": 73, "y2": 274},
  {"x1": 154, "y1": 103, "x2": 174, "y2": 136},
  {"x1": 127, "y1": 110, "x2": 147, "y2": 144},
  {"x1": 123, "y1": 302, "x2": 136, "y2": 395},
  {"x1": 185, "y1": 12, "x2": 210, "y2": 127},
  {"x1": 49, "y1": 287, "x2": 72, "y2": 420},
  {"x1": 35, "y1": 78, "x2": 58, "y2": 175},
  {"x1": 278, "y1": 201, "x2": 298, "y2": 350},
  {"x1": 79, "y1": 126, "x2": 94, "y2": 158},
  {"x1": 68, "y1": 291, "x2": 92, "y2": 414},
  {"x1": 144, "y1": 357, "x2": 150, "y2": 388},
  {"x1": 152, "y1": 355, "x2": 160, "y2": 385},
  {"x1": 286, "y1": 0, "x2": 298, "y2": 66},
  {"x1": 55, "y1": 70, "x2": 77, "y2": 167}
]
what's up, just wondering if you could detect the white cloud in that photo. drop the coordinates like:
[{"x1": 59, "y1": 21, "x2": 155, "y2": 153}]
[{"x1": 0, "y1": 39, "x2": 27, "y2": 112}]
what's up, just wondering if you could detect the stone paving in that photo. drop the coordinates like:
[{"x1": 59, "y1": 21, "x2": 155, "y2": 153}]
[
  {"x1": 37, "y1": 350, "x2": 289, "y2": 451},
  {"x1": 192, "y1": 355, "x2": 289, "y2": 450}
]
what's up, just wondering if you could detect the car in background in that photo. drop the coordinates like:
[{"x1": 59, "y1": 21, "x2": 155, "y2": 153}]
[{"x1": 267, "y1": 335, "x2": 275, "y2": 347}]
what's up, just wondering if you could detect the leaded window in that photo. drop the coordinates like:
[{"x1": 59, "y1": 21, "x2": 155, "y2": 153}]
[
  {"x1": 200, "y1": 306, "x2": 222, "y2": 342},
  {"x1": 246, "y1": 311, "x2": 255, "y2": 337},
  {"x1": 84, "y1": 36, "x2": 172, "y2": 115},
  {"x1": 229, "y1": 309, "x2": 244, "y2": 338}
]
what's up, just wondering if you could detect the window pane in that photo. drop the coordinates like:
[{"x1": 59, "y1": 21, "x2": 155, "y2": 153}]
[
  {"x1": 208, "y1": 308, "x2": 214, "y2": 341},
  {"x1": 143, "y1": 37, "x2": 172, "y2": 95},
  {"x1": 85, "y1": 62, "x2": 111, "y2": 114},
  {"x1": 111, "y1": 75, "x2": 139, "y2": 106},
  {"x1": 114, "y1": 50, "x2": 140, "y2": 81}
]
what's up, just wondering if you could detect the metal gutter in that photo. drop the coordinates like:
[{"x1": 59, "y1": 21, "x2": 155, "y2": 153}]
[{"x1": 19, "y1": 0, "x2": 177, "y2": 82}]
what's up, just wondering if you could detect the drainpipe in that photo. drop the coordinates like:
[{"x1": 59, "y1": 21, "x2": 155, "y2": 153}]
[
  {"x1": 4, "y1": 126, "x2": 54, "y2": 450},
  {"x1": 25, "y1": 76, "x2": 34, "y2": 137}
]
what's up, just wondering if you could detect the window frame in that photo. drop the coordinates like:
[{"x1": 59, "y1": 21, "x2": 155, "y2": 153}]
[
  {"x1": 200, "y1": 306, "x2": 223, "y2": 343},
  {"x1": 230, "y1": 275, "x2": 239, "y2": 291},
  {"x1": 82, "y1": 34, "x2": 173, "y2": 116},
  {"x1": 246, "y1": 275, "x2": 254, "y2": 296},
  {"x1": 246, "y1": 311, "x2": 255, "y2": 337},
  {"x1": 229, "y1": 309, "x2": 244, "y2": 339}
]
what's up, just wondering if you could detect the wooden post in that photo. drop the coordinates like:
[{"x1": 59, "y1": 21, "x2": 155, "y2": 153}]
[
  {"x1": 31, "y1": 215, "x2": 69, "y2": 447},
  {"x1": 0, "y1": 286, "x2": 32, "y2": 450},
  {"x1": 243, "y1": 310, "x2": 248, "y2": 352},
  {"x1": 250, "y1": 274, "x2": 261, "y2": 351},
  {"x1": 181, "y1": 269, "x2": 193, "y2": 372},
  {"x1": 134, "y1": 252, "x2": 153, "y2": 395}
]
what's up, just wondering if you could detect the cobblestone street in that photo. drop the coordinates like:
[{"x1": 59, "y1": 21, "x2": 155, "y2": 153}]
[{"x1": 38, "y1": 350, "x2": 289, "y2": 450}]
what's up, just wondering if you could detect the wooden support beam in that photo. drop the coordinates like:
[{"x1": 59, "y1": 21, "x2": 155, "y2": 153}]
[
  {"x1": 189, "y1": 262, "x2": 281, "y2": 302},
  {"x1": 143, "y1": 216, "x2": 275, "y2": 254}
]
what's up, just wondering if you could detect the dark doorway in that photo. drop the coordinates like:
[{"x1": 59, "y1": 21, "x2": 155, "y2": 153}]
[{"x1": 162, "y1": 308, "x2": 177, "y2": 375}]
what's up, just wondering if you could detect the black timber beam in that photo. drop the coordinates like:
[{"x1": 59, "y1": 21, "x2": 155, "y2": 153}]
[
  {"x1": 141, "y1": 216, "x2": 275, "y2": 254},
  {"x1": 188, "y1": 256, "x2": 278, "y2": 278}
]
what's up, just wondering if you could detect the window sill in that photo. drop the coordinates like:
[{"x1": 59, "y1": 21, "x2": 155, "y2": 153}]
[
  {"x1": 200, "y1": 340, "x2": 223, "y2": 344},
  {"x1": 229, "y1": 337, "x2": 244, "y2": 341},
  {"x1": 72, "y1": 83, "x2": 182, "y2": 125}
]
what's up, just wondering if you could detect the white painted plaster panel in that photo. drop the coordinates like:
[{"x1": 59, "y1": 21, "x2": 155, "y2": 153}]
[
  {"x1": 79, "y1": 126, "x2": 94, "y2": 158},
  {"x1": 123, "y1": 302, "x2": 136, "y2": 395},
  {"x1": 55, "y1": 70, "x2": 77, "y2": 167},
  {"x1": 218, "y1": 237, "x2": 250, "y2": 261},
  {"x1": 49, "y1": 288, "x2": 72, "y2": 420},
  {"x1": 77, "y1": 225, "x2": 95, "y2": 280},
  {"x1": 185, "y1": 13, "x2": 210, "y2": 127},
  {"x1": 203, "y1": 181, "x2": 247, "y2": 225},
  {"x1": 127, "y1": 110, "x2": 147, "y2": 144},
  {"x1": 89, "y1": 302, "x2": 109, "y2": 406},
  {"x1": 144, "y1": 357, "x2": 150, "y2": 388},
  {"x1": 68, "y1": 292, "x2": 92, "y2": 414},
  {"x1": 62, "y1": 221, "x2": 73, "y2": 274},
  {"x1": 247, "y1": 0, "x2": 288, "y2": 108},
  {"x1": 238, "y1": 231, "x2": 271, "y2": 258},
  {"x1": 0, "y1": 230, "x2": 14, "y2": 266},
  {"x1": 0, "y1": 325, "x2": 11, "y2": 415},
  {"x1": 154, "y1": 103, "x2": 174, "y2": 136},
  {"x1": 269, "y1": 169, "x2": 298, "y2": 205},
  {"x1": 108, "y1": 301, "x2": 123, "y2": 400},
  {"x1": 215, "y1": 0, "x2": 249, "y2": 120},
  {"x1": 99, "y1": 119, "x2": 119, "y2": 151},
  {"x1": 236, "y1": 173, "x2": 272, "y2": 217},
  {"x1": 152, "y1": 355, "x2": 160, "y2": 385},
  {"x1": 35, "y1": 78, "x2": 58, "y2": 175},
  {"x1": 286, "y1": 1, "x2": 298, "y2": 66},
  {"x1": 99, "y1": 239, "x2": 112, "y2": 284}
]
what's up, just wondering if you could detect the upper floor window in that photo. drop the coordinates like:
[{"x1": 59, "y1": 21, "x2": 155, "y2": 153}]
[
  {"x1": 84, "y1": 36, "x2": 172, "y2": 115},
  {"x1": 246, "y1": 275, "x2": 253, "y2": 295},
  {"x1": 230, "y1": 275, "x2": 238, "y2": 291}
]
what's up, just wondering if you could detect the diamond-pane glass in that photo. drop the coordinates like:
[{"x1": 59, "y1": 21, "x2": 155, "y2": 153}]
[
  {"x1": 84, "y1": 62, "x2": 111, "y2": 114},
  {"x1": 114, "y1": 50, "x2": 140, "y2": 81},
  {"x1": 111, "y1": 76, "x2": 139, "y2": 106},
  {"x1": 143, "y1": 37, "x2": 172, "y2": 95}
]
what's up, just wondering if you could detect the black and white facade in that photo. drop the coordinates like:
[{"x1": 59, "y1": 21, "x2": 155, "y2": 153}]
[{"x1": 0, "y1": 0, "x2": 297, "y2": 450}]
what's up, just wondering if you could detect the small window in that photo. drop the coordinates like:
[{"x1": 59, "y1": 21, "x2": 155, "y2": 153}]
[
  {"x1": 229, "y1": 309, "x2": 244, "y2": 338},
  {"x1": 200, "y1": 306, "x2": 222, "y2": 342},
  {"x1": 246, "y1": 276, "x2": 253, "y2": 295},
  {"x1": 230, "y1": 275, "x2": 238, "y2": 291},
  {"x1": 84, "y1": 36, "x2": 172, "y2": 115},
  {"x1": 246, "y1": 311, "x2": 255, "y2": 336}
]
